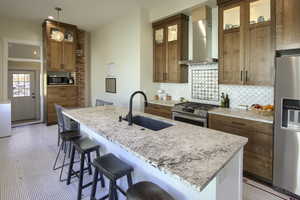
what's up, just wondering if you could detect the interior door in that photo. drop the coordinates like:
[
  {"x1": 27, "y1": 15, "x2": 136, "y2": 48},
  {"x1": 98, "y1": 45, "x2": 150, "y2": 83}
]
[{"x1": 8, "y1": 70, "x2": 37, "y2": 122}]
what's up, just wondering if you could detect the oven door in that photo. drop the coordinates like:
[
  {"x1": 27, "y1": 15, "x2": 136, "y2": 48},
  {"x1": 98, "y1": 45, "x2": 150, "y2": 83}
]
[{"x1": 172, "y1": 112, "x2": 207, "y2": 127}]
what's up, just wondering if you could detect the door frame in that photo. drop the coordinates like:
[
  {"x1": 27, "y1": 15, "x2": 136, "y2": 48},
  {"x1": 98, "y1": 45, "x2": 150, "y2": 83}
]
[{"x1": 3, "y1": 38, "x2": 44, "y2": 126}]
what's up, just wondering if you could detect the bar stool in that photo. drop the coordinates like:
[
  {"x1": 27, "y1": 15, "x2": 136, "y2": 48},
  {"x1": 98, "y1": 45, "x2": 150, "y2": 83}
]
[
  {"x1": 53, "y1": 130, "x2": 81, "y2": 181},
  {"x1": 126, "y1": 181, "x2": 175, "y2": 200},
  {"x1": 67, "y1": 137, "x2": 105, "y2": 200},
  {"x1": 95, "y1": 99, "x2": 114, "y2": 107},
  {"x1": 55, "y1": 104, "x2": 79, "y2": 147},
  {"x1": 90, "y1": 153, "x2": 134, "y2": 200},
  {"x1": 53, "y1": 104, "x2": 81, "y2": 182}
]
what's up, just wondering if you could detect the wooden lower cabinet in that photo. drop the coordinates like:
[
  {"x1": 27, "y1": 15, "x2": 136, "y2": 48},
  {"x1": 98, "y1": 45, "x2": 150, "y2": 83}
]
[
  {"x1": 209, "y1": 113, "x2": 273, "y2": 182},
  {"x1": 144, "y1": 103, "x2": 172, "y2": 119},
  {"x1": 46, "y1": 86, "x2": 78, "y2": 125}
]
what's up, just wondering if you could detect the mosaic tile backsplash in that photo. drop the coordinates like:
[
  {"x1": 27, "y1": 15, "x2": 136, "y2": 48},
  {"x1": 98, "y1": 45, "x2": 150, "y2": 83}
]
[
  {"x1": 160, "y1": 83, "x2": 274, "y2": 108},
  {"x1": 159, "y1": 64, "x2": 274, "y2": 108}
]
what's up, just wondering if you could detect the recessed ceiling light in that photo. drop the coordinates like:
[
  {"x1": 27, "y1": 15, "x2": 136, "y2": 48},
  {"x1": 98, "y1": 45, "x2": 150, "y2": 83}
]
[{"x1": 48, "y1": 16, "x2": 54, "y2": 20}]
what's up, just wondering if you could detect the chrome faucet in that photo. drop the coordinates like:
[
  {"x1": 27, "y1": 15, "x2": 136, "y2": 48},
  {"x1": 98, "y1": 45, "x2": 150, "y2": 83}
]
[{"x1": 128, "y1": 91, "x2": 148, "y2": 125}]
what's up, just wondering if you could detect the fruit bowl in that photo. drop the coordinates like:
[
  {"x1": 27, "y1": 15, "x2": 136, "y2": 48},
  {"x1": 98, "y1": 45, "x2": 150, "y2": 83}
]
[{"x1": 250, "y1": 104, "x2": 274, "y2": 116}]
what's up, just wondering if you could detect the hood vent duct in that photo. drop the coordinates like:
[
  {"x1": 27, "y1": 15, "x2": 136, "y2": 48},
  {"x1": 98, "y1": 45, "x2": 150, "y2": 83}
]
[{"x1": 180, "y1": 6, "x2": 217, "y2": 65}]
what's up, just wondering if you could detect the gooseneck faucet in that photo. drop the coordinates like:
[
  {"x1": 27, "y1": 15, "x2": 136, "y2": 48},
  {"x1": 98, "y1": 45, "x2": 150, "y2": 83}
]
[{"x1": 128, "y1": 91, "x2": 148, "y2": 125}]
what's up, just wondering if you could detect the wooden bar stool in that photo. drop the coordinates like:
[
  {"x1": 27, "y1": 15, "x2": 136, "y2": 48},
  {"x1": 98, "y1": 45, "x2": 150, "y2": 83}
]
[
  {"x1": 66, "y1": 137, "x2": 105, "y2": 200},
  {"x1": 90, "y1": 153, "x2": 133, "y2": 200},
  {"x1": 126, "y1": 182, "x2": 175, "y2": 200}
]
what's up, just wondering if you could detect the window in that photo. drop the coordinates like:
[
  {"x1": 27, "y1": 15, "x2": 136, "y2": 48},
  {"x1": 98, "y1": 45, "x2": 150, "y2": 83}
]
[{"x1": 12, "y1": 74, "x2": 31, "y2": 97}]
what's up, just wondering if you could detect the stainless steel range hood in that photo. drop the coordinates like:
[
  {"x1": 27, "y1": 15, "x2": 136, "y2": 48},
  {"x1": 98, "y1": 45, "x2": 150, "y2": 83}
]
[{"x1": 180, "y1": 6, "x2": 217, "y2": 65}]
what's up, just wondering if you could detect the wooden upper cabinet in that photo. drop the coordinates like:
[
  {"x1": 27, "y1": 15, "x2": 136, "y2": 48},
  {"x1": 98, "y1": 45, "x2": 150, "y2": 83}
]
[
  {"x1": 219, "y1": 2, "x2": 244, "y2": 84},
  {"x1": 245, "y1": 0, "x2": 274, "y2": 85},
  {"x1": 63, "y1": 41, "x2": 76, "y2": 72},
  {"x1": 219, "y1": 0, "x2": 274, "y2": 86},
  {"x1": 48, "y1": 40, "x2": 63, "y2": 71},
  {"x1": 43, "y1": 20, "x2": 77, "y2": 72},
  {"x1": 153, "y1": 14, "x2": 189, "y2": 83},
  {"x1": 153, "y1": 26, "x2": 166, "y2": 82},
  {"x1": 276, "y1": 0, "x2": 300, "y2": 50}
]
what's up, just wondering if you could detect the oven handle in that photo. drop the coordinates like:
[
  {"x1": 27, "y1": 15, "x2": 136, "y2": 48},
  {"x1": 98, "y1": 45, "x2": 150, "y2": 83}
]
[{"x1": 172, "y1": 112, "x2": 207, "y2": 123}]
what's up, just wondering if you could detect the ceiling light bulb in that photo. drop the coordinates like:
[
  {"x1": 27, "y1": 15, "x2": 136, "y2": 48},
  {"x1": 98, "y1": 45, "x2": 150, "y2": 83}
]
[{"x1": 48, "y1": 16, "x2": 54, "y2": 20}]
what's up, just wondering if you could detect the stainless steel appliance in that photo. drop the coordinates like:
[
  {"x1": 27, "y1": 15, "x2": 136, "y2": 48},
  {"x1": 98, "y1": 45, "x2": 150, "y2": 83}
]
[
  {"x1": 47, "y1": 75, "x2": 71, "y2": 85},
  {"x1": 172, "y1": 102, "x2": 217, "y2": 127},
  {"x1": 274, "y1": 49, "x2": 300, "y2": 196}
]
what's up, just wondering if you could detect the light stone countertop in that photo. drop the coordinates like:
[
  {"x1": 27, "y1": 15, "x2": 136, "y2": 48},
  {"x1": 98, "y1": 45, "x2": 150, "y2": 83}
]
[
  {"x1": 209, "y1": 107, "x2": 274, "y2": 124},
  {"x1": 0, "y1": 99, "x2": 11, "y2": 104},
  {"x1": 148, "y1": 99, "x2": 181, "y2": 107},
  {"x1": 63, "y1": 106, "x2": 248, "y2": 192}
]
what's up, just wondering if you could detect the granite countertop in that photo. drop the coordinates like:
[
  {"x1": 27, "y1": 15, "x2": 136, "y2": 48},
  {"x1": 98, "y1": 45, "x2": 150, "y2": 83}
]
[
  {"x1": 148, "y1": 100, "x2": 180, "y2": 107},
  {"x1": 209, "y1": 107, "x2": 274, "y2": 124},
  {"x1": 63, "y1": 106, "x2": 247, "y2": 192},
  {"x1": 0, "y1": 99, "x2": 11, "y2": 104}
]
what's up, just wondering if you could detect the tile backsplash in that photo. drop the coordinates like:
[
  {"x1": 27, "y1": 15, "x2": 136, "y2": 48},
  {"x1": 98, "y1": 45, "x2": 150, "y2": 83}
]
[
  {"x1": 159, "y1": 64, "x2": 274, "y2": 108},
  {"x1": 219, "y1": 85, "x2": 274, "y2": 108}
]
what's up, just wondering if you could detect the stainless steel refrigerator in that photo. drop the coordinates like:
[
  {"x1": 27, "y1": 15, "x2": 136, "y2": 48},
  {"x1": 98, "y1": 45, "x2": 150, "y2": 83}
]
[{"x1": 274, "y1": 49, "x2": 300, "y2": 196}]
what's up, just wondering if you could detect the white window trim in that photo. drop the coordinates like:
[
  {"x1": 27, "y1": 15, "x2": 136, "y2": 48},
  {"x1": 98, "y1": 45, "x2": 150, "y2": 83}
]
[{"x1": 3, "y1": 38, "x2": 44, "y2": 124}]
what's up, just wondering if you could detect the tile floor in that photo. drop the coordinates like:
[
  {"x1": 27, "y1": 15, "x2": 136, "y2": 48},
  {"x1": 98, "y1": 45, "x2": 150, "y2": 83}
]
[{"x1": 0, "y1": 124, "x2": 296, "y2": 200}]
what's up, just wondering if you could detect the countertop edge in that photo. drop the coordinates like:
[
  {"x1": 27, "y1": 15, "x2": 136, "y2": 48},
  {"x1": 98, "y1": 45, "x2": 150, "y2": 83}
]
[{"x1": 208, "y1": 110, "x2": 274, "y2": 124}]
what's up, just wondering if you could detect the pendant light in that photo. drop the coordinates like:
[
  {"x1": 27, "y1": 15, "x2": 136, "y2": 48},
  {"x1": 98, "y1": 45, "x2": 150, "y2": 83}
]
[{"x1": 51, "y1": 7, "x2": 64, "y2": 42}]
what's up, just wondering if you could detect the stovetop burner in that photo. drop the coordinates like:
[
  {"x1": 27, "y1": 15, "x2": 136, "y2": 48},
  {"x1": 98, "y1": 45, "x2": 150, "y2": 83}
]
[
  {"x1": 176, "y1": 102, "x2": 218, "y2": 111},
  {"x1": 172, "y1": 102, "x2": 218, "y2": 117}
]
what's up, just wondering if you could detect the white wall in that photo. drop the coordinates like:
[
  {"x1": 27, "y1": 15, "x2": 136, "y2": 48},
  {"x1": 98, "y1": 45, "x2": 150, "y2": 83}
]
[
  {"x1": 149, "y1": 0, "x2": 210, "y2": 22},
  {"x1": 139, "y1": 8, "x2": 160, "y2": 104},
  {"x1": 0, "y1": 18, "x2": 42, "y2": 100},
  {"x1": 90, "y1": 8, "x2": 158, "y2": 110}
]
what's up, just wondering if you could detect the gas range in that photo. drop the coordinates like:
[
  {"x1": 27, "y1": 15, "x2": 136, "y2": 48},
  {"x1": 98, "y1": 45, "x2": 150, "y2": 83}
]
[{"x1": 172, "y1": 102, "x2": 218, "y2": 127}]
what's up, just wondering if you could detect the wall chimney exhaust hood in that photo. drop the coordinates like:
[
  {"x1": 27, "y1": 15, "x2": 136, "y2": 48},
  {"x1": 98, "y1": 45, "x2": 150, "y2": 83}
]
[{"x1": 179, "y1": 6, "x2": 218, "y2": 65}]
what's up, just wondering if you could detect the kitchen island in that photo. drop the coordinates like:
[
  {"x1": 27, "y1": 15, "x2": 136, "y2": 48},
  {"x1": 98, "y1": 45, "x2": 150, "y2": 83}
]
[{"x1": 63, "y1": 106, "x2": 247, "y2": 200}]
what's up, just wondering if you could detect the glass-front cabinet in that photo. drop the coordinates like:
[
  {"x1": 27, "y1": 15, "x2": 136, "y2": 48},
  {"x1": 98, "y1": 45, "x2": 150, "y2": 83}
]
[
  {"x1": 219, "y1": 0, "x2": 274, "y2": 86},
  {"x1": 153, "y1": 14, "x2": 189, "y2": 83},
  {"x1": 250, "y1": 0, "x2": 271, "y2": 25},
  {"x1": 223, "y1": 5, "x2": 241, "y2": 31}
]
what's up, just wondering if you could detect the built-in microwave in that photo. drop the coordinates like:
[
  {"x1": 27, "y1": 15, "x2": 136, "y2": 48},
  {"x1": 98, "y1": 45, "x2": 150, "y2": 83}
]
[{"x1": 47, "y1": 75, "x2": 70, "y2": 85}]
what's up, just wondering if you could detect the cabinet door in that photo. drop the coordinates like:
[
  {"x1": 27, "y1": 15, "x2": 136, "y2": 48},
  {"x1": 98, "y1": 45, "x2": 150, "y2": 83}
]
[
  {"x1": 63, "y1": 42, "x2": 76, "y2": 72},
  {"x1": 166, "y1": 23, "x2": 180, "y2": 82},
  {"x1": 246, "y1": 25, "x2": 273, "y2": 85},
  {"x1": 48, "y1": 40, "x2": 63, "y2": 71},
  {"x1": 276, "y1": 0, "x2": 300, "y2": 50},
  {"x1": 245, "y1": 0, "x2": 274, "y2": 86},
  {"x1": 219, "y1": 3, "x2": 244, "y2": 84},
  {"x1": 153, "y1": 27, "x2": 166, "y2": 82},
  {"x1": 209, "y1": 114, "x2": 273, "y2": 182}
]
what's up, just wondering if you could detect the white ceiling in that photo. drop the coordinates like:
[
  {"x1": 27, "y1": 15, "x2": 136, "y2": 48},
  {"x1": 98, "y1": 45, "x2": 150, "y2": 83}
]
[{"x1": 0, "y1": 0, "x2": 158, "y2": 31}]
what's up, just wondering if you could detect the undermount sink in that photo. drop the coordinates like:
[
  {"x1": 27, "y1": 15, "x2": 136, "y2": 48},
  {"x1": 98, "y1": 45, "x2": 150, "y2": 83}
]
[{"x1": 125, "y1": 115, "x2": 173, "y2": 131}]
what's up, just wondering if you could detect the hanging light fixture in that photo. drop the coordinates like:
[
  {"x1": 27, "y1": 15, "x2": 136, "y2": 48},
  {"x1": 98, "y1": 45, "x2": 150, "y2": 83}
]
[{"x1": 51, "y1": 7, "x2": 64, "y2": 42}]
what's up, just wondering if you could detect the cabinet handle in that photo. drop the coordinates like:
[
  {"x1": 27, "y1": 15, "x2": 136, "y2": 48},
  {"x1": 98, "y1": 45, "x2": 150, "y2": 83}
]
[
  {"x1": 240, "y1": 70, "x2": 243, "y2": 82},
  {"x1": 245, "y1": 71, "x2": 248, "y2": 82},
  {"x1": 231, "y1": 121, "x2": 245, "y2": 126}
]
